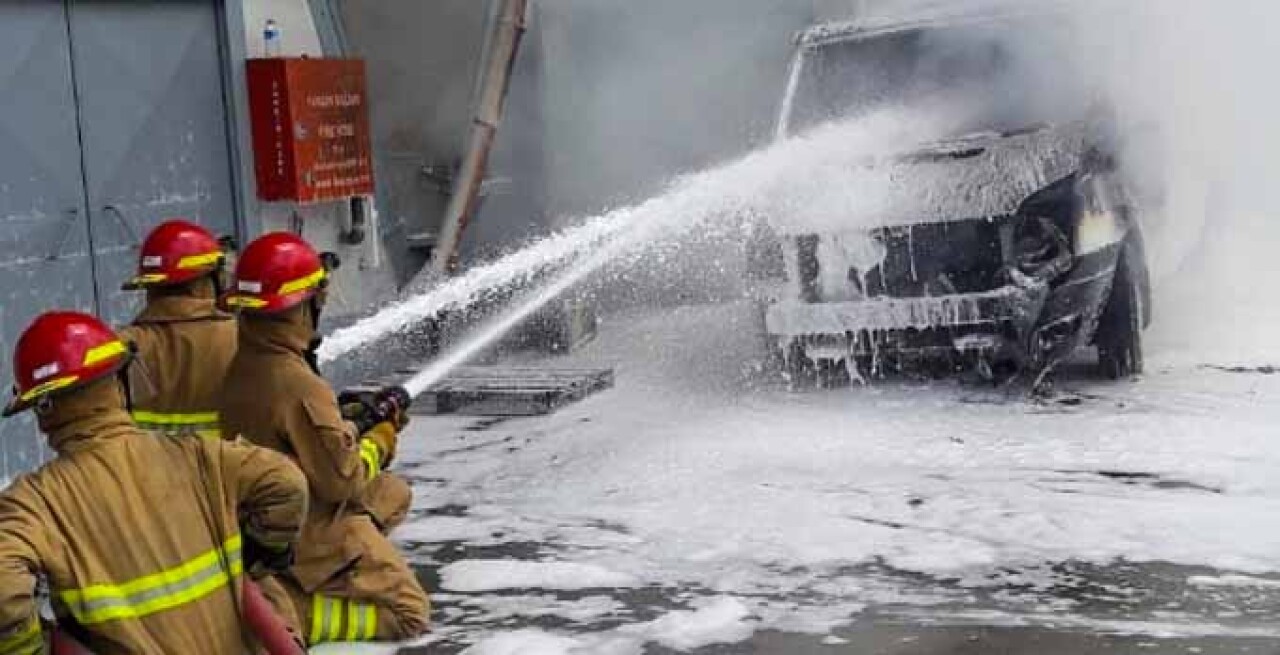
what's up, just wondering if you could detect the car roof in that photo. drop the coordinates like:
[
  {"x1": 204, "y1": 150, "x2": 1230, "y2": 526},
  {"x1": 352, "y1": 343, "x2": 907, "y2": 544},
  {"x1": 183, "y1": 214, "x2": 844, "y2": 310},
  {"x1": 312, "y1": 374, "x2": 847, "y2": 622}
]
[{"x1": 796, "y1": 0, "x2": 1074, "y2": 48}]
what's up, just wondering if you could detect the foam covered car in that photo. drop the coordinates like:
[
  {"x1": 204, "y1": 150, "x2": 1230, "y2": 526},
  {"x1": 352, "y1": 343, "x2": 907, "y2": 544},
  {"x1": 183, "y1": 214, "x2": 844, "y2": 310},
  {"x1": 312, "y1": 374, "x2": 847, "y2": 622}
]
[{"x1": 753, "y1": 7, "x2": 1152, "y2": 385}]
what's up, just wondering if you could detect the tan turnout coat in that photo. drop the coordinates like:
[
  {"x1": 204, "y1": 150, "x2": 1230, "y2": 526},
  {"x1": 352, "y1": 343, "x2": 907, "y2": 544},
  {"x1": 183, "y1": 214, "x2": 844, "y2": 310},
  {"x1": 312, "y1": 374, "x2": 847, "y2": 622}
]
[
  {"x1": 119, "y1": 291, "x2": 237, "y2": 439},
  {"x1": 0, "y1": 381, "x2": 308, "y2": 655},
  {"x1": 220, "y1": 311, "x2": 429, "y2": 644}
]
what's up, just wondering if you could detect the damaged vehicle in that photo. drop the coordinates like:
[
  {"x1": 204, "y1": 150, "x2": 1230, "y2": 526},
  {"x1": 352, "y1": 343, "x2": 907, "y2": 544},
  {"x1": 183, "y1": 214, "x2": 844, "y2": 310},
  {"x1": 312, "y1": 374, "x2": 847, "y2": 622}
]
[{"x1": 754, "y1": 7, "x2": 1152, "y2": 386}]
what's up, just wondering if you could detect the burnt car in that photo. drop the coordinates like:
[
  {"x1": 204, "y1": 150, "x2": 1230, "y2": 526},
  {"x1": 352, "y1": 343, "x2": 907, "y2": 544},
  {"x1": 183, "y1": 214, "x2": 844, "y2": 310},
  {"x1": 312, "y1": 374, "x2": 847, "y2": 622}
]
[{"x1": 754, "y1": 7, "x2": 1152, "y2": 386}]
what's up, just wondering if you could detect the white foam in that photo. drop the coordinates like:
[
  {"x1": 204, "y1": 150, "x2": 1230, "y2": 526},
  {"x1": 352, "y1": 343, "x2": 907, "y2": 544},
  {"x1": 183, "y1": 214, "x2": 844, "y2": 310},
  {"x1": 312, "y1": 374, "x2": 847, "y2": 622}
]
[
  {"x1": 395, "y1": 516, "x2": 505, "y2": 544},
  {"x1": 459, "y1": 629, "x2": 584, "y2": 655},
  {"x1": 1187, "y1": 574, "x2": 1280, "y2": 590},
  {"x1": 396, "y1": 303, "x2": 1280, "y2": 641},
  {"x1": 440, "y1": 560, "x2": 641, "y2": 592},
  {"x1": 455, "y1": 598, "x2": 756, "y2": 654},
  {"x1": 621, "y1": 597, "x2": 756, "y2": 651}
]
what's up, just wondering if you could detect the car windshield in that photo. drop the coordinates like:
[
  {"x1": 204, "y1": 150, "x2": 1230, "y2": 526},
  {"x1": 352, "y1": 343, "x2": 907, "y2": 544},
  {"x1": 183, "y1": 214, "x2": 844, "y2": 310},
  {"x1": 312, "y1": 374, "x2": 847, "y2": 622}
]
[{"x1": 785, "y1": 16, "x2": 1093, "y2": 138}]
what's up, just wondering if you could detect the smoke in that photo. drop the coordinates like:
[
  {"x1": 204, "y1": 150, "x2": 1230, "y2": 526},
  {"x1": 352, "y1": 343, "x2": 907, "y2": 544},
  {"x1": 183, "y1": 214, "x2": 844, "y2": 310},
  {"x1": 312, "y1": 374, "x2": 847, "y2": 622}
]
[
  {"x1": 419, "y1": 0, "x2": 1280, "y2": 370},
  {"x1": 1056, "y1": 1, "x2": 1280, "y2": 363},
  {"x1": 534, "y1": 0, "x2": 817, "y2": 218},
  {"x1": 554, "y1": 0, "x2": 1280, "y2": 365}
]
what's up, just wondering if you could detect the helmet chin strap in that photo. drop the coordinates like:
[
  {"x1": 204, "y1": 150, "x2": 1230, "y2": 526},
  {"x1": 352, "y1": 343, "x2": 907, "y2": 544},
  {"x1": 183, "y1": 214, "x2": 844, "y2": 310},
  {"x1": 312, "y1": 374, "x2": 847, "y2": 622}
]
[
  {"x1": 307, "y1": 296, "x2": 323, "y2": 332},
  {"x1": 303, "y1": 296, "x2": 325, "y2": 375},
  {"x1": 210, "y1": 265, "x2": 225, "y2": 300},
  {"x1": 118, "y1": 345, "x2": 140, "y2": 413}
]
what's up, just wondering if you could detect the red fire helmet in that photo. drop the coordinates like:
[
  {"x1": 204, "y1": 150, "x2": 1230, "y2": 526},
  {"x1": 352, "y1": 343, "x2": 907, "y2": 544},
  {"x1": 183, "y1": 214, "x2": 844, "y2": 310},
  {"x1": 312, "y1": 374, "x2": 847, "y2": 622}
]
[
  {"x1": 221, "y1": 232, "x2": 327, "y2": 314},
  {"x1": 123, "y1": 219, "x2": 224, "y2": 290},
  {"x1": 3, "y1": 312, "x2": 132, "y2": 417}
]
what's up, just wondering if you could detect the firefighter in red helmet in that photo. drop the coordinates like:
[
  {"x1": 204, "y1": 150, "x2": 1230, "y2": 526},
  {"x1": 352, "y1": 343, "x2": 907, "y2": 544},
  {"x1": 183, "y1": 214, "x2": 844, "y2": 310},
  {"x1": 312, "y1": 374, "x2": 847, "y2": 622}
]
[
  {"x1": 0, "y1": 311, "x2": 308, "y2": 654},
  {"x1": 117, "y1": 219, "x2": 236, "y2": 439},
  {"x1": 220, "y1": 233, "x2": 429, "y2": 646}
]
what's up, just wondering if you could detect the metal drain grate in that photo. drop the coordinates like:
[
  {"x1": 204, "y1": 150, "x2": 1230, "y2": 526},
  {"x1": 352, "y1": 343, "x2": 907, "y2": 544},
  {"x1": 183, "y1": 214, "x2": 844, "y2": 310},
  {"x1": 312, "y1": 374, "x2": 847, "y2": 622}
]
[{"x1": 397, "y1": 366, "x2": 615, "y2": 416}]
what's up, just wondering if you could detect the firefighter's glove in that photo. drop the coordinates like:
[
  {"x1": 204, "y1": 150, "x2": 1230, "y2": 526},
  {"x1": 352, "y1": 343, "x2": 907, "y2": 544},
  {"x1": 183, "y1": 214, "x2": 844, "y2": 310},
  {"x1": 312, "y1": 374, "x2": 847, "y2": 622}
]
[
  {"x1": 243, "y1": 534, "x2": 294, "y2": 578},
  {"x1": 383, "y1": 399, "x2": 411, "y2": 433},
  {"x1": 360, "y1": 421, "x2": 399, "y2": 473},
  {"x1": 341, "y1": 400, "x2": 374, "y2": 425},
  {"x1": 343, "y1": 400, "x2": 386, "y2": 436}
]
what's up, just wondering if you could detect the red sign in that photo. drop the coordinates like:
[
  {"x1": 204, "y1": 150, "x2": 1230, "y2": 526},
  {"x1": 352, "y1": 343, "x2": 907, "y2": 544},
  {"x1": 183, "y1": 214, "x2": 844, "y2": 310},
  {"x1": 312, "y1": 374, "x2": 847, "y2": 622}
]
[{"x1": 247, "y1": 58, "x2": 375, "y2": 203}]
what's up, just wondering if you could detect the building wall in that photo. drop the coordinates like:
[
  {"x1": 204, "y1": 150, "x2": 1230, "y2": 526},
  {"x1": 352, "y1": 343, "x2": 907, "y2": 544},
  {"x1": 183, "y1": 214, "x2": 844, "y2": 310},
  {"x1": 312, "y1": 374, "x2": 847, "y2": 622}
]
[
  {"x1": 0, "y1": 1, "x2": 247, "y2": 481},
  {"x1": 238, "y1": 0, "x2": 404, "y2": 325}
]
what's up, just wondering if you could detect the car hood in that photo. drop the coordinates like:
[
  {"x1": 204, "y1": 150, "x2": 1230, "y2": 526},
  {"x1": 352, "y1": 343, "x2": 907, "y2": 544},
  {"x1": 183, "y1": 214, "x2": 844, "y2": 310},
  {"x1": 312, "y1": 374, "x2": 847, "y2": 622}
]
[{"x1": 768, "y1": 124, "x2": 1086, "y2": 235}]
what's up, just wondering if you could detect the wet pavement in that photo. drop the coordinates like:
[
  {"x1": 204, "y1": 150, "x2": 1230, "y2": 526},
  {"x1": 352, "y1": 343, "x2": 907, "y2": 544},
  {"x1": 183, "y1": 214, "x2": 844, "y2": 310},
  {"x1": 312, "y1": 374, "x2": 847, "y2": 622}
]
[
  {"x1": 399, "y1": 535, "x2": 1280, "y2": 653},
  {"x1": 382, "y1": 316, "x2": 1280, "y2": 653}
]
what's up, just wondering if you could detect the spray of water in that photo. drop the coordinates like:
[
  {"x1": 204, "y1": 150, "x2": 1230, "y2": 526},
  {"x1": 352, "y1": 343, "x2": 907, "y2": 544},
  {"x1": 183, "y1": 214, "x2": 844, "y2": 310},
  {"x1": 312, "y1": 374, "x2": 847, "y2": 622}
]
[
  {"x1": 317, "y1": 213, "x2": 630, "y2": 364},
  {"x1": 328, "y1": 108, "x2": 961, "y2": 383},
  {"x1": 404, "y1": 235, "x2": 634, "y2": 395}
]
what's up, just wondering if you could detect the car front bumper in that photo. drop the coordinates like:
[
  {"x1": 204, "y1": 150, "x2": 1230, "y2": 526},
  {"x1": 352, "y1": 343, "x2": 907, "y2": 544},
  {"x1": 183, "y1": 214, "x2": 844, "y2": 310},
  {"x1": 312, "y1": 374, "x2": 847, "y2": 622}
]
[{"x1": 765, "y1": 284, "x2": 1048, "y2": 338}]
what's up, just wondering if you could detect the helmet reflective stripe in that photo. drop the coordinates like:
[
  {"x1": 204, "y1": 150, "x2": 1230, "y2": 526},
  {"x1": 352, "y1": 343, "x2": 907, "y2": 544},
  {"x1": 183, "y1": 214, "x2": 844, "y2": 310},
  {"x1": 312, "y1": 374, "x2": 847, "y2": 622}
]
[
  {"x1": 18, "y1": 376, "x2": 80, "y2": 402},
  {"x1": 278, "y1": 268, "x2": 326, "y2": 296},
  {"x1": 176, "y1": 252, "x2": 223, "y2": 270},
  {"x1": 224, "y1": 295, "x2": 269, "y2": 309},
  {"x1": 83, "y1": 340, "x2": 128, "y2": 366}
]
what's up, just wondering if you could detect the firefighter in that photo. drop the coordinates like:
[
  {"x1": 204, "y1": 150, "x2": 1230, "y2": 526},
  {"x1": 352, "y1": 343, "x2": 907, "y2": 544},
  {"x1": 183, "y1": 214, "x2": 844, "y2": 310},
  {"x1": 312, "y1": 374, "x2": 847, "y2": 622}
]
[
  {"x1": 0, "y1": 311, "x2": 309, "y2": 654},
  {"x1": 117, "y1": 218, "x2": 235, "y2": 439},
  {"x1": 220, "y1": 233, "x2": 429, "y2": 645}
]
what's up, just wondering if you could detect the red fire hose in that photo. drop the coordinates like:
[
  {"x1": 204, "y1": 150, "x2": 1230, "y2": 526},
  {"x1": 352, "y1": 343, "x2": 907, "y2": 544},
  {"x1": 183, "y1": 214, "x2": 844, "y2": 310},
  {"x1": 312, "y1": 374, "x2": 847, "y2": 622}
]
[
  {"x1": 50, "y1": 629, "x2": 93, "y2": 655},
  {"x1": 242, "y1": 578, "x2": 307, "y2": 655},
  {"x1": 51, "y1": 580, "x2": 304, "y2": 655}
]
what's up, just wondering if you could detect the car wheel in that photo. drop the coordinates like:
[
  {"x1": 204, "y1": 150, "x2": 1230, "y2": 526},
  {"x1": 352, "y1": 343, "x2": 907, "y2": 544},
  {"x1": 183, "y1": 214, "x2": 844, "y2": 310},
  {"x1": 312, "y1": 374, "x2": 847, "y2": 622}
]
[{"x1": 1096, "y1": 254, "x2": 1144, "y2": 379}]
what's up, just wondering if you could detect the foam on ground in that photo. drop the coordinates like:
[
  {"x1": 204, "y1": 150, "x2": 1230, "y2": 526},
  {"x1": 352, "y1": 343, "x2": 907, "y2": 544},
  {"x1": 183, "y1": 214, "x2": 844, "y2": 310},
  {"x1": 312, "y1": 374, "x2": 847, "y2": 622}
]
[
  {"x1": 395, "y1": 303, "x2": 1280, "y2": 648},
  {"x1": 440, "y1": 560, "x2": 640, "y2": 593}
]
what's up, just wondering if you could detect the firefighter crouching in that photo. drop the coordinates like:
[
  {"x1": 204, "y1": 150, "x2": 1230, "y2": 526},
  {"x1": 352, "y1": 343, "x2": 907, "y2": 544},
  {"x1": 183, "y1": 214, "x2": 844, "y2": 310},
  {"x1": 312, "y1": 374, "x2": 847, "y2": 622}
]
[
  {"x1": 117, "y1": 219, "x2": 236, "y2": 440},
  {"x1": 220, "y1": 233, "x2": 429, "y2": 645},
  {"x1": 0, "y1": 312, "x2": 309, "y2": 654}
]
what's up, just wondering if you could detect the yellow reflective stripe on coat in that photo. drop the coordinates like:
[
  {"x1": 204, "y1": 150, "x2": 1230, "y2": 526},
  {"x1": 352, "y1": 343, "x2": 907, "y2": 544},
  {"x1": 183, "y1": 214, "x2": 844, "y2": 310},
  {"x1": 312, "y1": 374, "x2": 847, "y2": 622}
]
[
  {"x1": 132, "y1": 410, "x2": 222, "y2": 439},
  {"x1": 0, "y1": 616, "x2": 42, "y2": 655},
  {"x1": 309, "y1": 595, "x2": 378, "y2": 644},
  {"x1": 359, "y1": 438, "x2": 382, "y2": 481},
  {"x1": 59, "y1": 535, "x2": 242, "y2": 625}
]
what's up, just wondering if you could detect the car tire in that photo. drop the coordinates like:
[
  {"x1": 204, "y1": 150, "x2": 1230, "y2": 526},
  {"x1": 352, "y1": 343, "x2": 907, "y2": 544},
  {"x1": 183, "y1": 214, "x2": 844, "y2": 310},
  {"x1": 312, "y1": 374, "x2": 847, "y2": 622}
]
[{"x1": 1096, "y1": 254, "x2": 1144, "y2": 379}]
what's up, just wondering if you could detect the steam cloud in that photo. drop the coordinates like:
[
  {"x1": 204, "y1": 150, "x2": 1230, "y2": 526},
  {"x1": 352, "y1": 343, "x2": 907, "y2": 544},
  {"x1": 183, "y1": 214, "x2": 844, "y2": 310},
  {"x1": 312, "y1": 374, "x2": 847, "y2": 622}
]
[{"x1": 540, "y1": 0, "x2": 1280, "y2": 365}]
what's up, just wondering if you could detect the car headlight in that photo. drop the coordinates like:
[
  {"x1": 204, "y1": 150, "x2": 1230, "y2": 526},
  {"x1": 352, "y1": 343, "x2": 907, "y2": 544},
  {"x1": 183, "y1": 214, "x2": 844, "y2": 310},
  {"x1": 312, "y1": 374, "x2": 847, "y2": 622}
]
[
  {"x1": 1008, "y1": 216, "x2": 1072, "y2": 284},
  {"x1": 1075, "y1": 210, "x2": 1124, "y2": 256}
]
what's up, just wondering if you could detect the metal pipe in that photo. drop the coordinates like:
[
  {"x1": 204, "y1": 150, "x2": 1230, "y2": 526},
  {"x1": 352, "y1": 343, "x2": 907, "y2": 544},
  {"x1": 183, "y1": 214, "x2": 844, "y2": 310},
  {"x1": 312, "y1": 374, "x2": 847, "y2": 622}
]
[{"x1": 430, "y1": 0, "x2": 529, "y2": 275}]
